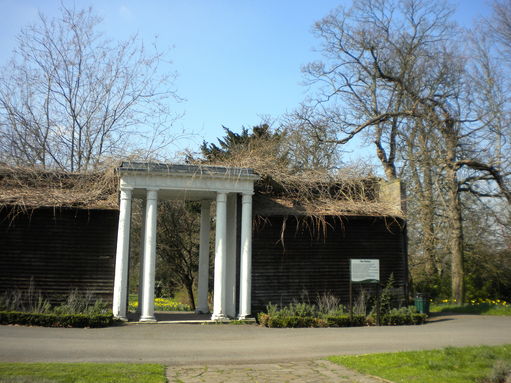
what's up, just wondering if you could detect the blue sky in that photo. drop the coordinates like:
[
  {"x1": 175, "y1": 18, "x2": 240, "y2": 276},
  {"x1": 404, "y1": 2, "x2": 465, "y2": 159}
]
[{"x1": 0, "y1": 0, "x2": 491, "y2": 158}]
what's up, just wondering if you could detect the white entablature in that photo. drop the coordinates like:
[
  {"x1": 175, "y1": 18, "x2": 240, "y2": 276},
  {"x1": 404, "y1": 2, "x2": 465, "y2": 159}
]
[
  {"x1": 120, "y1": 163, "x2": 256, "y2": 198},
  {"x1": 112, "y1": 162, "x2": 258, "y2": 322}
]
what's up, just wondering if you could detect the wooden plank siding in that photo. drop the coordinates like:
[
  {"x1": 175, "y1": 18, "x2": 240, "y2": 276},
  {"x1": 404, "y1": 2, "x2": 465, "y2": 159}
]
[
  {"x1": 0, "y1": 206, "x2": 118, "y2": 305},
  {"x1": 251, "y1": 215, "x2": 408, "y2": 313}
]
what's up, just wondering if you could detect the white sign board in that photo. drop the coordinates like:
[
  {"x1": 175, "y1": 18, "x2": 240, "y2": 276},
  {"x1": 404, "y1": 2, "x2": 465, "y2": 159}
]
[{"x1": 350, "y1": 259, "x2": 380, "y2": 283}]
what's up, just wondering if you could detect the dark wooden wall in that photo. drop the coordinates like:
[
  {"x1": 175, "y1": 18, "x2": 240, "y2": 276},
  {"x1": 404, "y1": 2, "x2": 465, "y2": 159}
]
[
  {"x1": 0, "y1": 206, "x2": 118, "y2": 304},
  {"x1": 251, "y1": 215, "x2": 408, "y2": 312}
]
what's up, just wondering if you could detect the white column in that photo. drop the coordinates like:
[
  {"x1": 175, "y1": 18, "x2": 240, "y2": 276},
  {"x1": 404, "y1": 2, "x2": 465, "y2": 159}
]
[
  {"x1": 140, "y1": 188, "x2": 158, "y2": 322},
  {"x1": 196, "y1": 200, "x2": 211, "y2": 314},
  {"x1": 225, "y1": 193, "x2": 238, "y2": 318},
  {"x1": 137, "y1": 199, "x2": 146, "y2": 314},
  {"x1": 238, "y1": 193, "x2": 253, "y2": 319},
  {"x1": 212, "y1": 192, "x2": 228, "y2": 320},
  {"x1": 112, "y1": 187, "x2": 133, "y2": 320}
]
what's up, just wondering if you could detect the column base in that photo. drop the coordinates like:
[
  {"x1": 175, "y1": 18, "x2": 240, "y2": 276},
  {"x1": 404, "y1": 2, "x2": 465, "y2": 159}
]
[
  {"x1": 237, "y1": 314, "x2": 251, "y2": 320},
  {"x1": 140, "y1": 315, "x2": 157, "y2": 322},
  {"x1": 114, "y1": 316, "x2": 128, "y2": 322},
  {"x1": 196, "y1": 308, "x2": 210, "y2": 314},
  {"x1": 211, "y1": 313, "x2": 227, "y2": 320}
]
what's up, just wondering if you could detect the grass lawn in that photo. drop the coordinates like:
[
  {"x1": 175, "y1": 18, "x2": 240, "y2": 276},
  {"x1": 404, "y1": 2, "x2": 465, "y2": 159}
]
[
  {"x1": 328, "y1": 345, "x2": 511, "y2": 383},
  {"x1": 0, "y1": 363, "x2": 166, "y2": 383},
  {"x1": 430, "y1": 303, "x2": 511, "y2": 316}
]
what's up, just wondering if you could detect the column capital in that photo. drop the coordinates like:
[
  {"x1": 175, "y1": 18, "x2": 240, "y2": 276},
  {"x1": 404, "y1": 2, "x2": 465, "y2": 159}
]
[
  {"x1": 216, "y1": 192, "x2": 227, "y2": 203},
  {"x1": 120, "y1": 187, "x2": 133, "y2": 199},
  {"x1": 242, "y1": 193, "x2": 253, "y2": 204},
  {"x1": 146, "y1": 188, "x2": 158, "y2": 200}
]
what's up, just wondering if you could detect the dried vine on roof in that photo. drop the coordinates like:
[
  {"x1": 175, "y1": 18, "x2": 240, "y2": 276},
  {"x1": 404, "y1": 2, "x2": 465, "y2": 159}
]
[
  {"x1": 194, "y1": 134, "x2": 403, "y2": 218},
  {"x1": 0, "y1": 164, "x2": 119, "y2": 211}
]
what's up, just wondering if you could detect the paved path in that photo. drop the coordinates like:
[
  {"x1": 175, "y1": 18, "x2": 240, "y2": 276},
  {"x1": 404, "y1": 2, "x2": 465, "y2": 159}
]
[
  {"x1": 0, "y1": 314, "x2": 510, "y2": 365},
  {"x1": 166, "y1": 360, "x2": 386, "y2": 383}
]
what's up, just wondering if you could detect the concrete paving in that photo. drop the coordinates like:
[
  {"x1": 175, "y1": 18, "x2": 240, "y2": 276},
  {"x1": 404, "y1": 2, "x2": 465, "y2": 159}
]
[
  {"x1": 0, "y1": 314, "x2": 510, "y2": 366},
  {"x1": 166, "y1": 360, "x2": 387, "y2": 383}
]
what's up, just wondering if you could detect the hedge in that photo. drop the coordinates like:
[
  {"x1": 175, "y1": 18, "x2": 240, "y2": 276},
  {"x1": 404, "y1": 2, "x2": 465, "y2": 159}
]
[
  {"x1": 258, "y1": 313, "x2": 366, "y2": 328},
  {"x1": 380, "y1": 312, "x2": 427, "y2": 325},
  {"x1": 257, "y1": 313, "x2": 427, "y2": 328},
  {"x1": 325, "y1": 314, "x2": 366, "y2": 327},
  {"x1": 0, "y1": 311, "x2": 114, "y2": 328}
]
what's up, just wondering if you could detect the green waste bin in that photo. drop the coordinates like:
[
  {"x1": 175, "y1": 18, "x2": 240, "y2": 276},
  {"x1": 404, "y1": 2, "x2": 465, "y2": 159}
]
[{"x1": 414, "y1": 294, "x2": 430, "y2": 315}]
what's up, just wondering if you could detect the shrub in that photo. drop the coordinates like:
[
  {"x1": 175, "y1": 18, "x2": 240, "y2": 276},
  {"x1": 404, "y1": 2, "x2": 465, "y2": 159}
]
[
  {"x1": 380, "y1": 312, "x2": 427, "y2": 325},
  {"x1": 258, "y1": 303, "x2": 426, "y2": 328},
  {"x1": 0, "y1": 288, "x2": 113, "y2": 327},
  {"x1": 257, "y1": 313, "x2": 270, "y2": 326},
  {"x1": 316, "y1": 293, "x2": 347, "y2": 316},
  {"x1": 0, "y1": 311, "x2": 114, "y2": 328},
  {"x1": 52, "y1": 290, "x2": 110, "y2": 315},
  {"x1": 325, "y1": 314, "x2": 366, "y2": 327},
  {"x1": 1, "y1": 288, "x2": 110, "y2": 315},
  {"x1": 368, "y1": 307, "x2": 427, "y2": 325},
  {"x1": 0, "y1": 283, "x2": 51, "y2": 314},
  {"x1": 266, "y1": 315, "x2": 324, "y2": 328},
  {"x1": 481, "y1": 360, "x2": 511, "y2": 383},
  {"x1": 258, "y1": 312, "x2": 367, "y2": 328}
]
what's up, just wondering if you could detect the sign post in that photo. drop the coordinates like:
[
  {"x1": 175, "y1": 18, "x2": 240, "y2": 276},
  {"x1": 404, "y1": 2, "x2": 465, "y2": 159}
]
[{"x1": 349, "y1": 259, "x2": 380, "y2": 324}]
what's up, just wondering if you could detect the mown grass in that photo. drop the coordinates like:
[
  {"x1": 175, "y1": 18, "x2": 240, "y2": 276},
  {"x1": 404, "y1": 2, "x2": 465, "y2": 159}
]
[
  {"x1": 328, "y1": 345, "x2": 511, "y2": 383},
  {"x1": 430, "y1": 303, "x2": 511, "y2": 316},
  {"x1": 0, "y1": 363, "x2": 166, "y2": 383}
]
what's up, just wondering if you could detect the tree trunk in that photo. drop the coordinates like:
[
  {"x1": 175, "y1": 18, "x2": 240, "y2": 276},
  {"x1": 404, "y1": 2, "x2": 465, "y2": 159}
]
[
  {"x1": 445, "y1": 135, "x2": 464, "y2": 304},
  {"x1": 421, "y1": 149, "x2": 439, "y2": 276},
  {"x1": 448, "y1": 178, "x2": 464, "y2": 303},
  {"x1": 186, "y1": 281, "x2": 196, "y2": 311}
]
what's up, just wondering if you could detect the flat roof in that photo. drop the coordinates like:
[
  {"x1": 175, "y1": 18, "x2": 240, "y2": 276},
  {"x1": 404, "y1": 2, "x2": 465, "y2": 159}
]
[{"x1": 118, "y1": 161, "x2": 257, "y2": 178}]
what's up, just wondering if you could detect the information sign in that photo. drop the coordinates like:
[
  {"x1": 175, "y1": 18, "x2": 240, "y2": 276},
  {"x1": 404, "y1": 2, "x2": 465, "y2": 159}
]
[{"x1": 350, "y1": 259, "x2": 380, "y2": 283}]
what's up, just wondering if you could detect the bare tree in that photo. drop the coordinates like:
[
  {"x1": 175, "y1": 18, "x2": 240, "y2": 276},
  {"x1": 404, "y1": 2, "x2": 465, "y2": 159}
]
[
  {"x1": 283, "y1": 106, "x2": 342, "y2": 171},
  {"x1": 301, "y1": 0, "x2": 511, "y2": 303},
  {"x1": 0, "y1": 5, "x2": 180, "y2": 171},
  {"x1": 157, "y1": 201, "x2": 202, "y2": 310}
]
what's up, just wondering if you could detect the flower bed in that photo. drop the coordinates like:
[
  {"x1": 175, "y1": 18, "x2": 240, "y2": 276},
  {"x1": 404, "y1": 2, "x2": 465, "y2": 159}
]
[
  {"x1": 257, "y1": 304, "x2": 427, "y2": 328},
  {"x1": 0, "y1": 289, "x2": 114, "y2": 327},
  {"x1": 257, "y1": 313, "x2": 367, "y2": 328},
  {"x1": 128, "y1": 296, "x2": 192, "y2": 312}
]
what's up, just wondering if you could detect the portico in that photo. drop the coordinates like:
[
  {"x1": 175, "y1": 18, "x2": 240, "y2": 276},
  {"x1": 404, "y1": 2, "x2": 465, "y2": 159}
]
[{"x1": 112, "y1": 162, "x2": 257, "y2": 322}]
